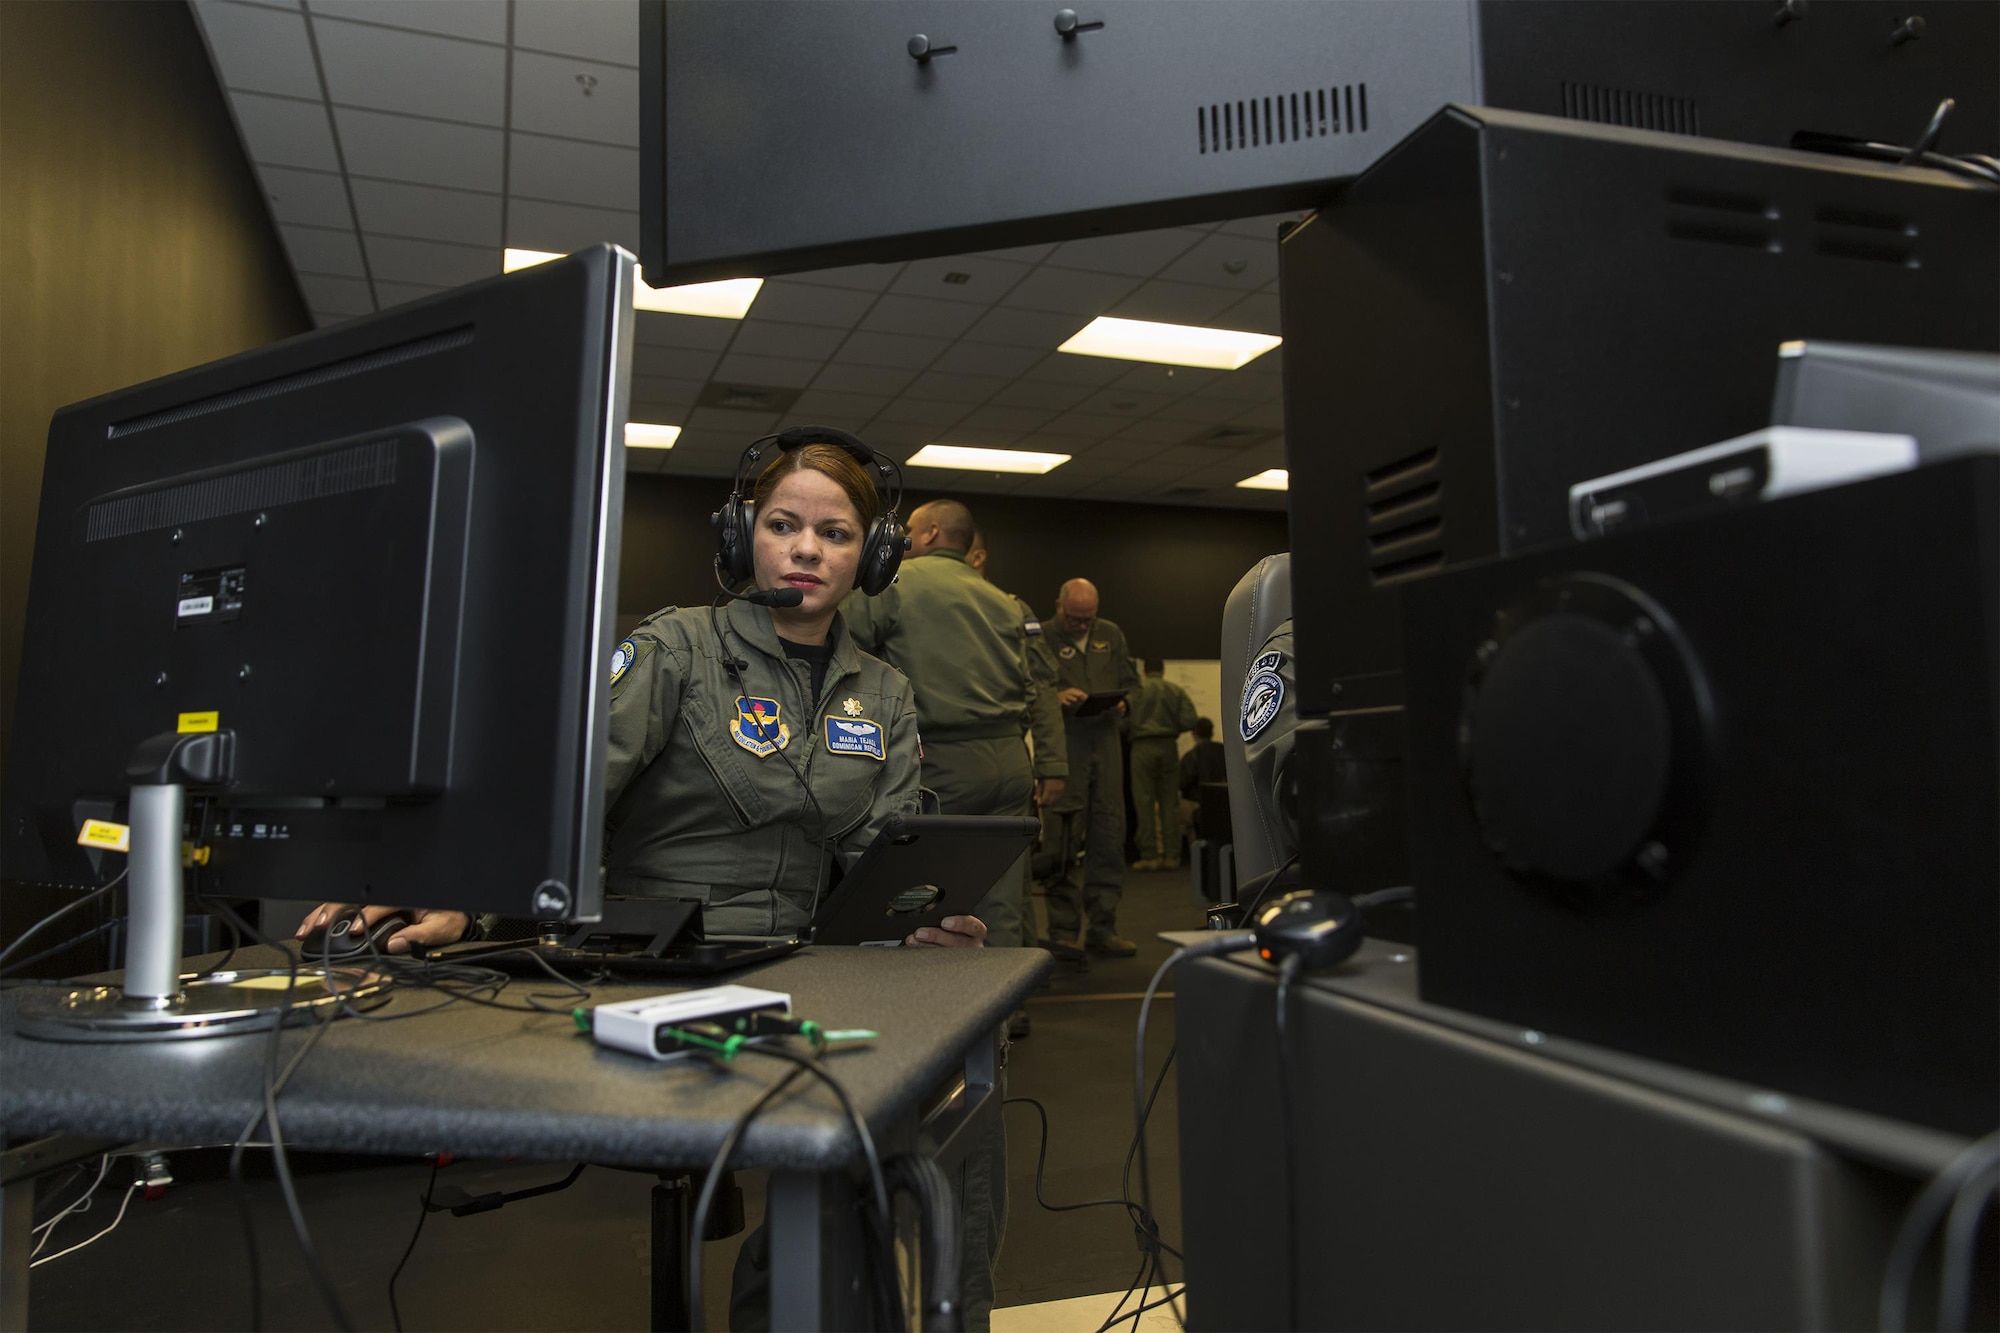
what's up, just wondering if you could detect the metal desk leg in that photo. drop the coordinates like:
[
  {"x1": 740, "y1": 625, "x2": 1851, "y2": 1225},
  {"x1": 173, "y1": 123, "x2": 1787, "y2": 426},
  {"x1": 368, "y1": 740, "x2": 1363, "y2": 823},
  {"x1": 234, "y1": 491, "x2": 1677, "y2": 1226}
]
[{"x1": 768, "y1": 1168, "x2": 872, "y2": 1331}]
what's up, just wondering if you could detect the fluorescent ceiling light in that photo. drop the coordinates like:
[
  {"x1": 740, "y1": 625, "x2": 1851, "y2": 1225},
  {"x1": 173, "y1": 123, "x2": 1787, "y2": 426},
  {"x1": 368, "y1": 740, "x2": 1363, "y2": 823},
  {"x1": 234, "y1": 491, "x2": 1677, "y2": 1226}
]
[
  {"x1": 1058, "y1": 316, "x2": 1281, "y2": 370},
  {"x1": 906, "y1": 444, "x2": 1071, "y2": 475},
  {"x1": 1236, "y1": 469, "x2": 1289, "y2": 490},
  {"x1": 625, "y1": 422, "x2": 681, "y2": 449},
  {"x1": 503, "y1": 248, "x2": 763, "y2": 319}
]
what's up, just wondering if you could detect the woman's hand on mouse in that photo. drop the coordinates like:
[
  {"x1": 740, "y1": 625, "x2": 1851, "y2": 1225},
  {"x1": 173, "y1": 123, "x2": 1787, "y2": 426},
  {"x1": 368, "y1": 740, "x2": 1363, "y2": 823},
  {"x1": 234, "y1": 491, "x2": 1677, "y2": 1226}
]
[
  {"x1": 904, "y1": 915, "x2": 987, "y2": 949},
  {"x1": 295, "y1": 904, "x2": 471, "y2": 955}
]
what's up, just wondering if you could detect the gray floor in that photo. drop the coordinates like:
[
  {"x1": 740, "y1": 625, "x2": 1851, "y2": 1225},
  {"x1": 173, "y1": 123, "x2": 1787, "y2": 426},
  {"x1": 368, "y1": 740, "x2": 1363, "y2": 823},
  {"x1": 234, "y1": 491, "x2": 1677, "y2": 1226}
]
[{"x1": 20, "y1": 867, "x2": 1209, "y2": 1330}]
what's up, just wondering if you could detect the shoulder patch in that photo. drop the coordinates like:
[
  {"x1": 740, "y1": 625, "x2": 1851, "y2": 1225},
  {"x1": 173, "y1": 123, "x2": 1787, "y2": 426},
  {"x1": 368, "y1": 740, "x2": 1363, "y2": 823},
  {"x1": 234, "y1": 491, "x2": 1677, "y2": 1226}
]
[
  {"x1": 1023, "y1": 618, "x2": 1042, "y2": 637},
  {"x1": 1252, "y1": 649, "x2": 1286, "y2": 674},
  {"x1": 1240, "y1": 668, "x2": 1285, "y2": 742},
  {"x1": 825, "y1": 715, "x2": 886, "y2": 761},
  {"x1": 609, "y1": 639, "x2": 637, "y2": 685}
]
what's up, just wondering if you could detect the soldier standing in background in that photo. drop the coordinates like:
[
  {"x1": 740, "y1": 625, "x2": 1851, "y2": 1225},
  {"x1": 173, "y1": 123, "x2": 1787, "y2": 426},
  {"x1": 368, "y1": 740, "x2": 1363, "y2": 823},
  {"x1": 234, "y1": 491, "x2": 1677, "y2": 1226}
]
[
  {"x1": 1126, "y1": 659, "x2": 1198, "y2": 870},
  {"x1": 842, "y1": 500, "x2": 1066, "y2": 959},
  {"x1": 1033, "y1": 578, "x2": 1141, "y2": 958}
]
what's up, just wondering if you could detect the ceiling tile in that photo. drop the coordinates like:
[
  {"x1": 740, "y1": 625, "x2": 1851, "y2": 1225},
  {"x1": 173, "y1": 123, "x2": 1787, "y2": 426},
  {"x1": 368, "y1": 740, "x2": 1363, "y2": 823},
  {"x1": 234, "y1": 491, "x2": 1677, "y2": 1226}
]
[
  {"x1": 231, "y1": 92, "x2": 339, "y2": 171},
  {"x1": 335, "y1": 107, "x2": 503, "y2": 191},
  {"x1": 1112, "y1": 419, "x2": 1208, "y2": 447},
  {"x1": 629, "y1": 374, "x2": 704, "y2": 410},
  {"x1": 1216, "y1": 210, "x2": 1308, "y2": 240},
  {"x1": 774, "y1": 413, "x2": 869, "y2": 435},
  {"x1": 1215, "y1": 291, "x2": 1281, "y2": 336},
  {"x1": 1155, "y1": 231, "x2": 1281, "y2": 291},
  {"x1": 872, "y1": 399, "x2": 966, "y2": 429},
  {"x1": 1227, "y1": 401, "x2": 1287, "y2": 430},
  {"x1": 280, "y1": 223, "x2": 365, "y2": 276},
  {"x1": 729, "y1": 321, "x2": 845, "y2": 361},
  {"x1": 713, "y1": 353, "x2": 823, "y2": 389},
  {"x1": 788, "y1": 263, "x2": 903, "y2": 293},
  {"x1": 1106, "y1": 280, "x2": 1241, "y2": 325},
  {"x1": 1018, "y1": 353, "x2": 1128, "y2": 387},
  {"x1": 987, "y1": 379, "x2": 1094, "y2": 412},
  {"x1": 746, "y1": 280, "x2": 875, "y2": 330},
  {"x1": 954, "y1": 405, "x2": 1054, "y2": 433},
  {"x1": 511, "y1": 49, "x2": 639, "y2": 146},
  {"x1": 509, "y1": 133, "x2": 637, "y2": 212},
  {"x1": 1193, "y1": 370, "x2": 1280, "y2": 403},
  {"x1": 1043, "y1": 227, "x2": 1209, "y2": 278},
  {"x1": 903, "y1": 371, "x2": 1008, "y2": 406},
  {"x1": 1112, "y1": 364, "x2": 1220, "y2": 396},
  {"x1": 506, "y1": 197, "x2": 639, "y2": 252},
  {"x1": 999, "y1": 266, "x2": 1141, "y2": 316},
  {"x1": 791, "y1": 390, "x2": 890, "y2": 419},
  {"x1": 1077, "y1": 387, "x2": 1177, "y2": 417},
  {"x1": 373, "y1": 279, "x2": 448, "y2": 307},
  {"x1": 308, "y1": 0, "x2": 508, "y2": 42},
  {"x1": 832, "y1": 331, "x2": 946, "y2": 371},
  {"x1": 857, "y1": 295, "x2": 983, "y2": 340},
  {"x1": 255, "y1": 165, "x2": 352, "y2": 228},
  {"x1": 312, "y1": 17, "x2": 506, "y2": 123},
  {"x1": 297, "y1": 273, "x2": 373, "y2": 313},
  {"x1": 512, "y1": 0, "x2": 638, "y2": 66},
  {"x1": 890, "y1": 255, "x2": 1031, "y2": 306},
  {"x1": 685, "y1": 407, "x2": 780, "y2": 434},
  {"x1": 858, "y1": 421, "x2": 935, "y2": 449},
  {"x1": 930, "y1": 342, "x2": 1043, "y2": 378},
  {"x1": 194, "y1": 1, "x2": 320, "y2": 99},
  {"x1": 1150, "y1": 397, "x2": 1244, "y2": 425},
  {"x1": 362, "y1": 234, "x2": 498, "y2": 286},
  {"x1": 962, "y1": 307, "x2": 1087, "y2": 350},
  {"x1": 976, "y1": 243, "x2": 1058, "y2": 263},
  {"x1": 350, "y1": 179, "x2": 500, "y2": 246},
  {"x1": 639, "y1": 346, "x2": 722, "y2": 380},
  {"x1": 1040, "y1": 412, "x2": 1129, "y2": 440},
  {"x1": 810, "y1": 363, "x2": 917, "y2": 396},
  {"x1": 934, "y1": 426, "x2": 1025, "y2": 448},
  {"x1": 635, "y1": 311, "x2": 737, "y2": 351}
]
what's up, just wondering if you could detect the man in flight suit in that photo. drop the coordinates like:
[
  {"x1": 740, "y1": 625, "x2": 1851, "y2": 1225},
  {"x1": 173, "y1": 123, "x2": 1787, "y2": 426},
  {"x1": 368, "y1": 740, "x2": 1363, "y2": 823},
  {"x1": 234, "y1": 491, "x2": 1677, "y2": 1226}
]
[
  {"x1": 1126, "y1": 659, "x2": 1199, "y2": 870},
  {"x1": 1033, "y1": 578, "x2": 1141, "y2": 957},
  {"x1": 841, "y1": 500, "x2": 1067, "y2": 951}
]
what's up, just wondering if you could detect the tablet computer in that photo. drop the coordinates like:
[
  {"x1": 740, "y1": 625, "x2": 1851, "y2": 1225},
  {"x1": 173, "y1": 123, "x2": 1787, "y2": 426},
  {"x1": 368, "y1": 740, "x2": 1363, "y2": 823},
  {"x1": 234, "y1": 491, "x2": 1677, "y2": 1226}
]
[
  {"x1": 813, "y1": 815, "x2": 1040, "y2": 946},
  {"x1": 1071, "y1": 692, "x2": 1127, "y2": 718}
]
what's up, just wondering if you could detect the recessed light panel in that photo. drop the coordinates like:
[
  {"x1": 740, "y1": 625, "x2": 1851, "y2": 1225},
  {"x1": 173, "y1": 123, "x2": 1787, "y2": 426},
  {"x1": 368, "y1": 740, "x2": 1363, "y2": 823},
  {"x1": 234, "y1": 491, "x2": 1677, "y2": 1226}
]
[
  {"x1": 1236, "y1": 469, "x2": 1289, "y2": 490},
  {"x1": 906, "y1": 444, "x2": 1071, "y2": 475},
  {"x1": 625, "y1": 423, "x2": 681, "y2": 448},
  {"x1": 1059, "y1": 316, "x2": 1281, "y2": 370}
]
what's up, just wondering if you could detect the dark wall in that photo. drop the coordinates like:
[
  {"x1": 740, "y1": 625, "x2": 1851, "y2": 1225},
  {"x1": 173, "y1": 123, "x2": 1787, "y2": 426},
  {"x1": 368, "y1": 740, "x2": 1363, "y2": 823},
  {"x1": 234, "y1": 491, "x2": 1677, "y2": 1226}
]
[
  {"x1": 0, "y1": 1, "x2": 310, "y2": 776},
  {"x1": 618, "y1": 475, "x2": 1290, "y2": 661}
]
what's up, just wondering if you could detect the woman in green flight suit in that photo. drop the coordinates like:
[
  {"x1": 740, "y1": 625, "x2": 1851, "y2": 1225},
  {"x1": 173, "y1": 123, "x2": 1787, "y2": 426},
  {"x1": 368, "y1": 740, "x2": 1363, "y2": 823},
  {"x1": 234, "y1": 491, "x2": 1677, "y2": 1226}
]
[{"x1": 296, "y1": 432, "x2": 986, "y2": 951}]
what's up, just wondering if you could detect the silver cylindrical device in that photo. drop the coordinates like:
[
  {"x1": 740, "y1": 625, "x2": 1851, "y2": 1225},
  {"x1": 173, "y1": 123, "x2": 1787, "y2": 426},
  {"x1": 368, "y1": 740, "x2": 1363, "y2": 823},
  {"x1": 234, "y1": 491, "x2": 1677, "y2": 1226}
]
[{"x1": 123, "y1": 782, "x2": 186, "y2": 1003}]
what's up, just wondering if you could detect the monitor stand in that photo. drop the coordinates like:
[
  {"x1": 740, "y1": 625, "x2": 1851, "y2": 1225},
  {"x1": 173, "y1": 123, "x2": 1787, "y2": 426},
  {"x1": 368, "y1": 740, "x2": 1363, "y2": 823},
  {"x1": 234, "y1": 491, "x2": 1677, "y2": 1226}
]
[{"x1": 12, "y1": 734, "x2": 392, "y2": 1041}]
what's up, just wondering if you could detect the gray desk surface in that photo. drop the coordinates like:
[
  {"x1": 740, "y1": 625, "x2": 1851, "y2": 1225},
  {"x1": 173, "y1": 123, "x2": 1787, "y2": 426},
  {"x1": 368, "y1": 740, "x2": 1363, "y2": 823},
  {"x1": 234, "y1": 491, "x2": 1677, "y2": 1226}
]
[
  {"x1": 0, "y1": 945, "x2": 1050, "y2": 1172},
  {"x1": 1166, "y1": 932, "x2": 1970, "y2": 1176}
]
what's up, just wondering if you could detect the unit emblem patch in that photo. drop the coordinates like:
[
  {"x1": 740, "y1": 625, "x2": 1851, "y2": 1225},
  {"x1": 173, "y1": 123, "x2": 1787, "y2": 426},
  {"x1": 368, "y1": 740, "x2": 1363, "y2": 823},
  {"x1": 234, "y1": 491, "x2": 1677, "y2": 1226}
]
[
  {"x1": 1240, "y1": 667, "x2": 1285, "y2": 742},
  {"x1": 825, "y1": 716, "x2": 886, "y2": 760},
  {"x1": 609, "y1": 638, "x2": 637, "y2": 686},
  {"x1": 1058, "y1": 644, "x2": 1078, "y2": 660},
  {"x1": 732, "y1": 696, "x2": 791, "y2": 756}
]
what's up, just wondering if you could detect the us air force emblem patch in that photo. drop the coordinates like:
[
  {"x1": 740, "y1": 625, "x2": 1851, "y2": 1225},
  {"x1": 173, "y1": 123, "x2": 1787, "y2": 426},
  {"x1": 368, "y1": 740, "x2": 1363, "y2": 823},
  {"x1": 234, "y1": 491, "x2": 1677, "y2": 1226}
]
[
  {"x1": 825, "y1": 716, "x2": 886, "y2": 760},
  {"x1": 1240, "y1": 660, "x2": 1285, "y2": 742},
  {"x1": 1058, "y1": 644, "x2": 1078, "y2": 660},
  {"x1": 609, "y1": 638, "x2": 637, "y2": 686},
  {"x1": 732, "y1": 696, "x2": 791, "y2": 756}
]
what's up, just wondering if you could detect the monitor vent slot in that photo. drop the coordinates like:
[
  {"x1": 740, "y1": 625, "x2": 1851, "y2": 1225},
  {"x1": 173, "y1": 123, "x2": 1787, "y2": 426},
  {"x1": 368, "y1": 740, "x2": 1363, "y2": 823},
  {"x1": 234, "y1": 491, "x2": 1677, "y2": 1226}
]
[
  {"x1": 1561, "y1": 82, "x2": 1701, "y2": 135},
  {"x1": 1665, "y1": 187, "x2": 1779, "y2": 253},
  {"x1": 1814, "y1": 206, "x2": 1920, "y2": 268},
  {"x1": 1363, "y1": 447, "x2": 1443, "y2": 585},
  {"x1": 1200, "y1": 83, "x2": 1368, "y2": 154},
  {"x1": 86, "y1": 439, "x2": 399, "y2": 542},
  {"x1": 108, "y1": 326, "x2": 473, "y2": 439}
]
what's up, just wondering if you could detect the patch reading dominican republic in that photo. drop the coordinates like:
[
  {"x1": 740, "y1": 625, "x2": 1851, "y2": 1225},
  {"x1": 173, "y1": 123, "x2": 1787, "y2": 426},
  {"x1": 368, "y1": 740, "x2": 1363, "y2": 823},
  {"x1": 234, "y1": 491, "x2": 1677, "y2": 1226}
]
[
  {"x1": 1240, "y1": 670, "x2": 1285, "y2": 742},
  {"x1": 825, "y1": 716, "x2": 886, "y2": 760},
  {"x1": 608, "y1": 638, "x2": 637, "y2": 686},
  {"x1": 732, "y1": 696, "x2": 791, "y2": 757}
]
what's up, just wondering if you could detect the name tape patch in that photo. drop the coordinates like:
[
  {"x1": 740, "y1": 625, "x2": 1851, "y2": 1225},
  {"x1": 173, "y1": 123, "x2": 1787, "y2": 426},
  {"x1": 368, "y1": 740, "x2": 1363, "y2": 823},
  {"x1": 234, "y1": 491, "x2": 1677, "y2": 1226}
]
[{"x1": 825, "y1": 715, "x2": 886, "y2": 761}]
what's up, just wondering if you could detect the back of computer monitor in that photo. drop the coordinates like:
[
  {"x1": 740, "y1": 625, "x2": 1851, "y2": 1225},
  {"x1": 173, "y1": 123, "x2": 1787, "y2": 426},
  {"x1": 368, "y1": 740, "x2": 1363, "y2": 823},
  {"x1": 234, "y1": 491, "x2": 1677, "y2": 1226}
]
[{"x1": 3, "y1": 246, "x2": 634, "y2": 924}]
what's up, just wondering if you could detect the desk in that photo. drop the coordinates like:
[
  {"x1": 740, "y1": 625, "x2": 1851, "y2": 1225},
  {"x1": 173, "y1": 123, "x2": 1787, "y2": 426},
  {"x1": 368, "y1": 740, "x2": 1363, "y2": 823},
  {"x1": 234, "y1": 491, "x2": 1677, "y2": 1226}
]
[{"x1": 0, "y1": 944, "x2": 1049, "y2": 1330}]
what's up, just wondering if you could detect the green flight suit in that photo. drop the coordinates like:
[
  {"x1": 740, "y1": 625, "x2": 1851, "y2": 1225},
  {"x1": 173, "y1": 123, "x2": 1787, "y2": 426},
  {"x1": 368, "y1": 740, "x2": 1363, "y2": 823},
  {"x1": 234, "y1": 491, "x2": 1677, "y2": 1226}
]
[
  {"x1": 1127, "y1": 674, "x2": 1198, "y2": 862},
  {"x1": 842, "y1": 549, "x2": 1066, "y2": 950},
  {"x1": 604, "y1": 597, "x2": 922, "y2": 935},
  {"x1": 1031, "y1": 614, "x2": 1140, "y2": 944},
  {"x1": 1240, "y1": 618, "x2": 1300, "y2": 863}
]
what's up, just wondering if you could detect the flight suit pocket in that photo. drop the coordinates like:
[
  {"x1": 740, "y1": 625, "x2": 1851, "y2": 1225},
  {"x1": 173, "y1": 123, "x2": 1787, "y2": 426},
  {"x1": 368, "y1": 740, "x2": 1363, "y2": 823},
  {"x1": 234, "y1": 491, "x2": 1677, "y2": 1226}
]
[
  {"x1": 810, "y1": 707, "x2": 890, "y2": 840},
  {"x1": 681, "y1": 696, "x2": 777, "y2": 827}
]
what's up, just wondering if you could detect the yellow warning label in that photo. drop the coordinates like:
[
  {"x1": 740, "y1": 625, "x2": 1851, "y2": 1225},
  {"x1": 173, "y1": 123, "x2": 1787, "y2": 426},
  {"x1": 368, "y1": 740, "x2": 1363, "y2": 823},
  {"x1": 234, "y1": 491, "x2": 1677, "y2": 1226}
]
[
  {"x1": 77, "y1": 819, "x2": 131, "y2": 852},
  {"x1": 176, "y1": 711, "x2": 219, "y2": 734}
]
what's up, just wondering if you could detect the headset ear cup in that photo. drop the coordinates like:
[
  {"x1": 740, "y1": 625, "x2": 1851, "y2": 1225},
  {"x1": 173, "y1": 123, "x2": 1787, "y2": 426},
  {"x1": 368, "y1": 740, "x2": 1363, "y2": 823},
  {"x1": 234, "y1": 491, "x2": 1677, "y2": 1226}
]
[
  {"x1": 857, "y1": 512, "x2": 909, "y2": 596},
  {"x1": 712, "y1": 496, "x2": 756, "y2": 584}
]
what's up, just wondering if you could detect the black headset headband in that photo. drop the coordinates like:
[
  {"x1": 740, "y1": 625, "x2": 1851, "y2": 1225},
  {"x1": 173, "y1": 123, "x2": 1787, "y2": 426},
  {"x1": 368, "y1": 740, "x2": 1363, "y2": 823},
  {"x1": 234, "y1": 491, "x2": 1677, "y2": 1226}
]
[{"x1": 730, "y1": 425, "x2": 901, "y2": 507}]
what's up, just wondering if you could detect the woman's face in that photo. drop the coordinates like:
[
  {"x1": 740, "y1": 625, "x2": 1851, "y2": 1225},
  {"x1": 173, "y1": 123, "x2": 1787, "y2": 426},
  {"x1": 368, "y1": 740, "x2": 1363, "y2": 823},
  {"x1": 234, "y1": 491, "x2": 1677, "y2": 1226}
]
[{"x1": 751, "y1": 467, "x2": 865, "y2": 617}]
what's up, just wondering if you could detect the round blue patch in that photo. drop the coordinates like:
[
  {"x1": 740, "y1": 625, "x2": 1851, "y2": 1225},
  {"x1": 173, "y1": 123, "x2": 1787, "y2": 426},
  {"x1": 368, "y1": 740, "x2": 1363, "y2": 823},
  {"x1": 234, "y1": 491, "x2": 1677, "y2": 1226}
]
[{"x1": 1240, "y1": 669, "x2": 1285, "y2": 742}]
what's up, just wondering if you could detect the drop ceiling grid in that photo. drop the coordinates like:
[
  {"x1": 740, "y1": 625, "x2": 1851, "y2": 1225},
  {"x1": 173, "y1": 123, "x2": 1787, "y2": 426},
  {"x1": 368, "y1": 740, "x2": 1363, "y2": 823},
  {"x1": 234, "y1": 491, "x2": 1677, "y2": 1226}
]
[{"x1": 190, "y1": 0, "x2": 1290, "y2": 509}]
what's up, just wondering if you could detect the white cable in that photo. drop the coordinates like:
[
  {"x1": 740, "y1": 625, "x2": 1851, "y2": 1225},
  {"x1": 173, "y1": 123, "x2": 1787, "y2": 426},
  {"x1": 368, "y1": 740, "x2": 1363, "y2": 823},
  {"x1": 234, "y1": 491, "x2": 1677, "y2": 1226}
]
[
  {"x1": 30, "y1": 1155, "x2": 111, "y2": 1254},
  {"x1": 31, "y1": 1181, "x2": 141, "y2": 1268}
]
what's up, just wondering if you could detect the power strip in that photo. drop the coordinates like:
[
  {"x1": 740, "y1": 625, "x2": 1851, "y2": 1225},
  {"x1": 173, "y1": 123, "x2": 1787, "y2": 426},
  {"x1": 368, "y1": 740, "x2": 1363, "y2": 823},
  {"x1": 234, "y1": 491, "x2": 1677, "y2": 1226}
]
[{"x1": 591, "y1": 985, "x2": 793, "y2": 1062}]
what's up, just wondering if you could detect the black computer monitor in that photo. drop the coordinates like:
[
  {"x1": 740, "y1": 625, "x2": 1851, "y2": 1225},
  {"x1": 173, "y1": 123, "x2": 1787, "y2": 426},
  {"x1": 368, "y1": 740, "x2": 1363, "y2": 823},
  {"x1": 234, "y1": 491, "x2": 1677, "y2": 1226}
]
[{"x1": 2, "y1": 246, "x2": 633, "y2": 1035}]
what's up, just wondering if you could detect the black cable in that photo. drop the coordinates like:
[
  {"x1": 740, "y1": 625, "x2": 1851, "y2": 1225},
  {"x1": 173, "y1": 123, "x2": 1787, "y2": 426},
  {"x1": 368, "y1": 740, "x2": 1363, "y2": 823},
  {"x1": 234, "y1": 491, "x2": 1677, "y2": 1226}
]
[
  {"x1": 0, "y1": 918, "x2": 122, "y2": 978},
  {"x1": 1901, "y1": 97, "x2": 1953, "y2": 165},
  {"x1": 1094, "y1": 1250, "x2": 1154, "y2": 1333},
  {"x1": 1002, "y1": 1097, "x2": 1137, "y2": 1215},
  {"x1": 1234, "y1": 852, "x2": 1300, "y2": 927},
  {"x1": 0, "y1": 870, "x2": 126, "y2": 973},
  {"x1": 1274, "y1": 952, "x2": 1305, "y2": 1333},
  {"x1": 885, "y1": 1152, "x2": 961, "y2": 1332},
  {"x1": 688, "y1": 1063, "x2": 809, "y2": 1331},
  {"x1": 1881, "y1": 1131, "x2": 2000, "y2": 1332},
  {"x1": 387, "y1": 1156, "x2": 442, "y2": 1333},
  {"x1": 1939, "y1": 1160, "x2": 2000, "y2": 1333}
]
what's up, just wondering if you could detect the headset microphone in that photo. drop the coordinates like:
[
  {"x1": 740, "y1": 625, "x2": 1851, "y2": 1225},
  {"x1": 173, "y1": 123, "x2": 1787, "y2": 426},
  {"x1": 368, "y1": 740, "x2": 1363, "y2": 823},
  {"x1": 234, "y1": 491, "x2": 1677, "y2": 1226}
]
[{"x1": 733, "y1": 584, "x2": 805, "y2": 608}]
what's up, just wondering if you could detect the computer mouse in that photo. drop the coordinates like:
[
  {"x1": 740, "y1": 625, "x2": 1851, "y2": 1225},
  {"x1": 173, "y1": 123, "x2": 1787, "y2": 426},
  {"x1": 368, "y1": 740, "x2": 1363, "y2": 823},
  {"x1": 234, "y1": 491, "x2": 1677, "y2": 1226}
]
[
  {"x1": 1254, "y1": 890, "x2": 1365, "y2": 971},
  {"x1": 299, "y1": 910, "x2": 413, "y2": 960}
]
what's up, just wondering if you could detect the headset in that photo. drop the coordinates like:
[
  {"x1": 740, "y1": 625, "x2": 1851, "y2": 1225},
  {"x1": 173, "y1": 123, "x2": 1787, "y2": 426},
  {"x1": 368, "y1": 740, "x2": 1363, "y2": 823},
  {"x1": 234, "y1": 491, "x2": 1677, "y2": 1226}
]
[{"x1": 712, "y1": 425, "x2": 908, "y2": 598}]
